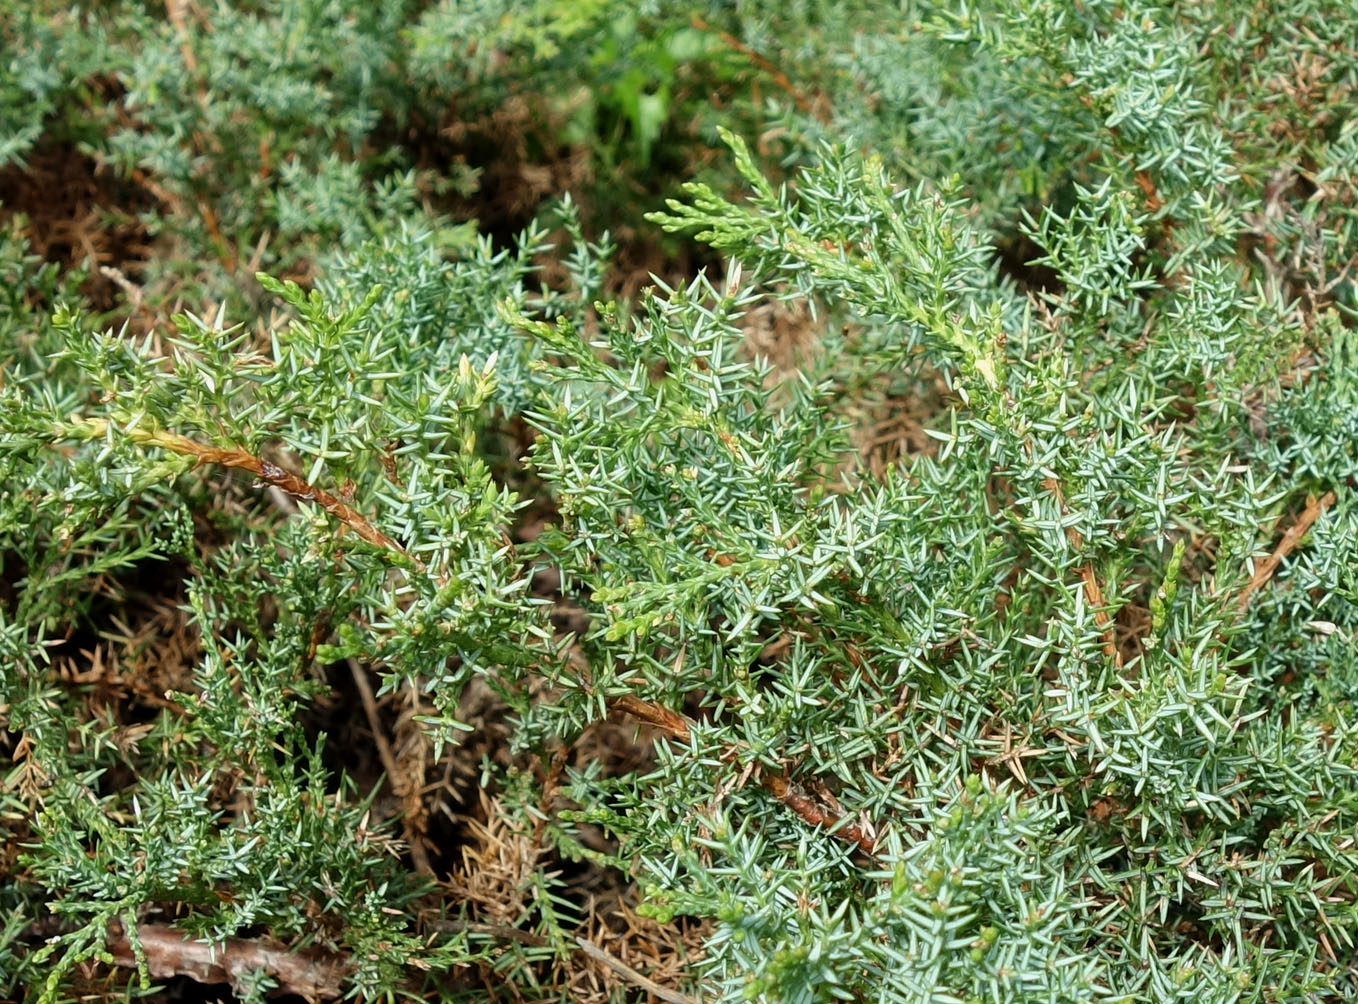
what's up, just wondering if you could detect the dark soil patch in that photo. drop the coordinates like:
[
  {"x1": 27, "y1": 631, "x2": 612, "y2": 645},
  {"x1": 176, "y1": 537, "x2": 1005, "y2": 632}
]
[
  {"x1": 993, "y1": 227, "x2": 1062, "y2": 297},
  {"x1": 0, "y1": 138, "x2": 157, "y2": 312},
  {"x1": 377, "y1": 94, "x2": 723, "y2": 302}
]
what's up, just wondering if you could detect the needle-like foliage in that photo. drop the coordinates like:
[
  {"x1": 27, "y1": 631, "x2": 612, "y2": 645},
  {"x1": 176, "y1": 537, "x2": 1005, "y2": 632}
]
[{"x1": 2, "y1": 1, "x2": 1357, "y2": 1002}]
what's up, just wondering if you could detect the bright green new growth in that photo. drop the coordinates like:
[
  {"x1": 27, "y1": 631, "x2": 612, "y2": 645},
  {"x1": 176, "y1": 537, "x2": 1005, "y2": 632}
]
[{"x1": 3, "y1": 0, "x2": 1357, "y2": 1001}]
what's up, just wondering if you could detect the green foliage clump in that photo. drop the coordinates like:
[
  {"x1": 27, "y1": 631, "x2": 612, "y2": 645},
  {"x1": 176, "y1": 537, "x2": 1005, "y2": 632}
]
[{"x1": 3, "y1": 1, "x2": 1358, "y2": 1002}]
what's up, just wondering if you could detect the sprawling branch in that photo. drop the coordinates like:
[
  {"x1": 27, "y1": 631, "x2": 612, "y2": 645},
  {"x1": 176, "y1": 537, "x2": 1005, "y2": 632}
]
[{"x1": 62, "y1": 417, "x2": 422, "y2": 571}]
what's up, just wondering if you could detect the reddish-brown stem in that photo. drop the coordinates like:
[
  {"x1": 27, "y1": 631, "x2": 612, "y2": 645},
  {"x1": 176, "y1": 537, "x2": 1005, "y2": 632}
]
[
  {"x1": 1235, "y1": 490, "x2": 1337, "y2": 610},
  {"x1": 1134, "y1": 170, "x2": 1165, "y2": 213},
  {"x1": 611, "y1": 694, "x2": 879, "y2": 855},
  {"x1": 690, "y1": 15, "x2": 826, "y2": 122},
  {"x1": 612, "y1": 694, "x2": 694, "y2": 742},
  {"x1": 762, "y1": 771, "x2": 878, "y2": 855},
  {"x1": 1043, "y1": 478, "x2": 1121, "y2": 667},
  {"x1": 71, "y1": 419, "x2": 422, "y2": 572}
]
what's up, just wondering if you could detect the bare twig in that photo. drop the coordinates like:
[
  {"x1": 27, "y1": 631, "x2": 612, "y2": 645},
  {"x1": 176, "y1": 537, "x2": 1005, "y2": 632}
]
[
  {"x1": 58, "y1": 915, "x2": 549, "y2": 1002},
  {"x1": 423, "y1": 918, "x2": 549, "y2": 947},
  {"x1": 105, "y1": 921, "x2": 349, "y2": 1003},
  {"x1": 1235, "y1": 490, "x2": 1337, "y2": 610},
  {"x1": 348, "y1": 657, "x2": 433, "y2": 876},
  {"x1": 575, "y1": 935, "x2": 697, "y2": 1004},
  {"x1": 97, "y1": 265, "x2": 146, "y2": 314}
]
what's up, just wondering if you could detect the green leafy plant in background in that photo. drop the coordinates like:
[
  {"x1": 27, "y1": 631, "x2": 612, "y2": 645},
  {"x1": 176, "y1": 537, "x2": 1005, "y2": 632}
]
[
  {"x1": 0, "y1": 0, "x2": 783, "y2": 315},
  {"x1": 4, "y1": 0, "x2": 1358, "y2": 1002}
]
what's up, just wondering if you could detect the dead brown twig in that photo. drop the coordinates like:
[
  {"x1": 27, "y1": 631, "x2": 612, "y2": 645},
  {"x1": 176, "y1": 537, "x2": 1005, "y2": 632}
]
[
  {"x1": 575, "y1": 935, "x2": 697, "y2": 1004},
  {"x1": 1235, "y1": 490, "x2": 1337, "y2": 610},
  {"x1": 105, "y1": 921, "x2": 349, "y2": 1003},
  {"x1": 73, "y1": 916, "x2": 555, "y2": 1001},
  {"x1": 347, "y1": 657, "x2": 434, "y2": 876},
  {"x1": 532, "y1": 742, "x2": 573, "y2": 847}
]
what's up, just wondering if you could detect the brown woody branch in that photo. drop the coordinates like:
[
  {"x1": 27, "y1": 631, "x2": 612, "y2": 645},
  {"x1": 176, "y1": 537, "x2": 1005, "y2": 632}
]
[
  {"x1": 1235, "y1": 490, "x2": 1337, "y2": 610},
  {"x1": 76, "y1": 916, "x2": 552, "y2": 1000},
  {"x1": 105, "y1": 921, "x2": 349, "y2": 1003},
  {"x1": 761, "y1": 771, "x2": 877, "y2": 855}
]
